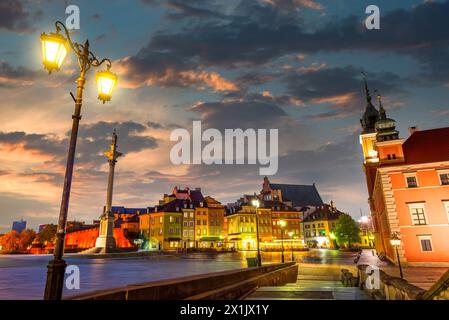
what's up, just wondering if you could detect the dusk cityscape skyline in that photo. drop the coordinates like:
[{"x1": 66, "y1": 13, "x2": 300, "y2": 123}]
[{"x1": 2, "y1": 0, "x2": 449, "y2": 234}]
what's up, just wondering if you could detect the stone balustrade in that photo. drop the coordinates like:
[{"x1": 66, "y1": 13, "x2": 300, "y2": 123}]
[
  {"x1": 422, "y1": 269, "x2": 449, "y2": 300},
  {"x1": 356, "y1": 264, "x2": 425, "y2": 300},
  {"x1": 340, "y1": 268, "x2": 359, "y2": 287},
  {"x1": 67, "y1": 262, "x2": 298, "y2": 300}
]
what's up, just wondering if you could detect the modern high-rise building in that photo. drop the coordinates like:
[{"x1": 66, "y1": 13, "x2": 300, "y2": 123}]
[
  {"x1": 12, "y1": 219, "x2": 26, "y2": 233},
  {"x1": 360, "y1": 79, "x2": 449, "y2": 266}
]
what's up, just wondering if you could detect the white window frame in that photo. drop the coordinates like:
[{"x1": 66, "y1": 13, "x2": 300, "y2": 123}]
[
  {"x1": 418, "y1": 235, "x2": 433, "y2": 252},
  {"x1": 408, "y1": 202, "x2": 428, "y2": 226},
  {"x1": 404, "y1": 172, "x2": 419, "y2": 188},
  {"x1": 437, "y1": 170, "x2": 449, "y2": 186},
  {"x1": 443, "y1": 201, "x2": 449, "y2": 223}
]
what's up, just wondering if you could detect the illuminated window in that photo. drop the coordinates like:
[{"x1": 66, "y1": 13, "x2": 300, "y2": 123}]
[
  {"x1": 405, "y1": 173, "x2": 418, "y2": 188},
  {"x1": 408, "y1": 203, "x2": 427, "y2": 225},
  {"x1": 418, "y1": 236, "x2": 433, "y2": 252}
]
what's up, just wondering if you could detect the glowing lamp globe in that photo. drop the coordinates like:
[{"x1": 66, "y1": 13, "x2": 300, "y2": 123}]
[
  {"x1": 279, "y1": 220, "x2": 286, "y2": 228},
  {"x1": 360, "y1": 216, "x2": 370, "y2": 224},
  {"x1": 390, "y1": 238, "x2": 401, "y2": 247},
  {"x1": 40, "y1": 32, "x2": 69, "y2": 73},
  {"x1": 251, "y1": 199, "x2": 260, "y2": 208},
  {"x1": 288, "y1": 231, "x2": 294, "y2": 237},
  {"x1": 96, "y1": 70, "x2": 118, "y2": 103}
]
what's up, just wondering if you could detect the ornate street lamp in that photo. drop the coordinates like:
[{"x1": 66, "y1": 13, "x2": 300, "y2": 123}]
[
  {"x1": 288, "y1": 231, "x2": 294, "y2": 262},
  {"x1": 40, "y1": 21, "x2": 118, "y2": 300},
  {"x1": 280, "y1": 220, "x2": 286, "y2": 263},
  {"x1": 251, "y1": 194, "x2": 262, "y2": 267},
  {"x1": 390, "y1": 235, "x2": 403, "y2": 279}
]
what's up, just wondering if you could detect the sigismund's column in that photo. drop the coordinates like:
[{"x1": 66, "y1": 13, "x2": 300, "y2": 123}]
[{"x1": 95, "y1": 130, "x2": 123, "y2": 252}]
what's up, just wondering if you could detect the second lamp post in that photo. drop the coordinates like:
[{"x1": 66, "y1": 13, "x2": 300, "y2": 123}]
[
  {"x1": 251, "y1": 195, "x2": 262, "y2": 267},
  {"x1": 280, "y1": 220, "x2": 286, "y2": 263}
]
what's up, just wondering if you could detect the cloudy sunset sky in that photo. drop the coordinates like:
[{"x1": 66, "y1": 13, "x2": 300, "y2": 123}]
[{"x1": 1, "y1": 0, "x2": 449, "y2": 232}]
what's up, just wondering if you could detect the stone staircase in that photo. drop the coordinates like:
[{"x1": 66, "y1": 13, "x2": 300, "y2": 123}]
[{"x1": 245, "y1": 264, "x2": 371, "y2": 300}]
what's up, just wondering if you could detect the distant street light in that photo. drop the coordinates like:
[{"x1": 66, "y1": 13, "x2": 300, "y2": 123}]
[
  {"x1": 251, "y1": 195, "x2": 262, "y2": 267},
  {"x1": 288, "y1": 231, "x2": 294, "y2": 262},
  {"x1": 390, "y1": 236, "x2": 403, "y2": 279},
  {"x1": 360, "y1": 215, "x2": 370, "y2": 224},
  {"x1": 280, "y1": 220, "x2": 286, "y2": 263},
  {"x1": 41, "y1": 21, "x2": 118, "y2": 300}
]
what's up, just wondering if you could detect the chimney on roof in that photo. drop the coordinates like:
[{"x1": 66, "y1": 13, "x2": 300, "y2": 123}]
[{"x1": 409, "y1": 126, "x2": 419, "y2": 136}]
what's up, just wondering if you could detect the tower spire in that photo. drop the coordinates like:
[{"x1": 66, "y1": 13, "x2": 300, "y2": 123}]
[
  {"x1": 377, "y1": 94, "x2": 386, "y2": 120},
  {"x1": 362, "y1": 72, "x2": 372, "y2": 103},
  {"x1": 360, "y1": 72, "x2": 379, "y2": 134}
]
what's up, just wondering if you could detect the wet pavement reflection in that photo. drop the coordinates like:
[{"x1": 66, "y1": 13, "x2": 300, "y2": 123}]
[{"x1": 0, "y1": 249, "x2": 357, "y2": 299}]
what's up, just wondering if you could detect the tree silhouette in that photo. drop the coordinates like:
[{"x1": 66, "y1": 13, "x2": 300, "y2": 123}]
[
  {"x1": 334, "y1": 214, "x2": 361, "y2": 248},
  {"x1": 37, "y1": 224, "x2": 57, "y2": 244},
  {"x1": 0, "y1": 231, "x2": 21, "y2": 253}
]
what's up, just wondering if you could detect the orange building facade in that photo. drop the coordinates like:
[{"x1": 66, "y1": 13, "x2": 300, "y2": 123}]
[
  {"x1": 360, "y1": 82, "x2": 449, "y2": 266},
  {"x1": 65, "y1": 227, "x2": 135, "y2": 251}
]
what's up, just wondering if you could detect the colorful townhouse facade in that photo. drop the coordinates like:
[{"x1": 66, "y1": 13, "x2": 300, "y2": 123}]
[
  {"x1": 360, "y1": 80, "x2": 449, "y2": 266},
  {"x1": 224, "y1": 188, "x2": 323, "y2": 251},
  {"x1": 139, "y1": 187, "x2": 226, "y2": 251},
  {"x1": 302, "y1": 203, "x2": 342, "y2": 248}
]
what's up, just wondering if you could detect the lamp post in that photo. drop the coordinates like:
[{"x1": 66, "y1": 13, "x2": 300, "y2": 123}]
[
  {"x1": 329, "y1": 232, "x2": 337, "y2": 249},
  {"x1": 41, "y1": 21, "x2": 118, "y2": 300},
  {"x1": 280, "y1": 220, "x2": 286, "y2": 263},
  {"x1": 390, "y1": 237, "x2": 403, "y2": 279},
  {"x1": 288, "y1": 231, "x2": 294, "y2": 262},
  {"x1": 251, "y1": 195, "x2": 262, "y2": 267}
]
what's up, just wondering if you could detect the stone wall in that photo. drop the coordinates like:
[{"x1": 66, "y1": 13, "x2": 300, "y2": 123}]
[{"x1": 68, "y1": 262, "x2": 297, "y2": 300}]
